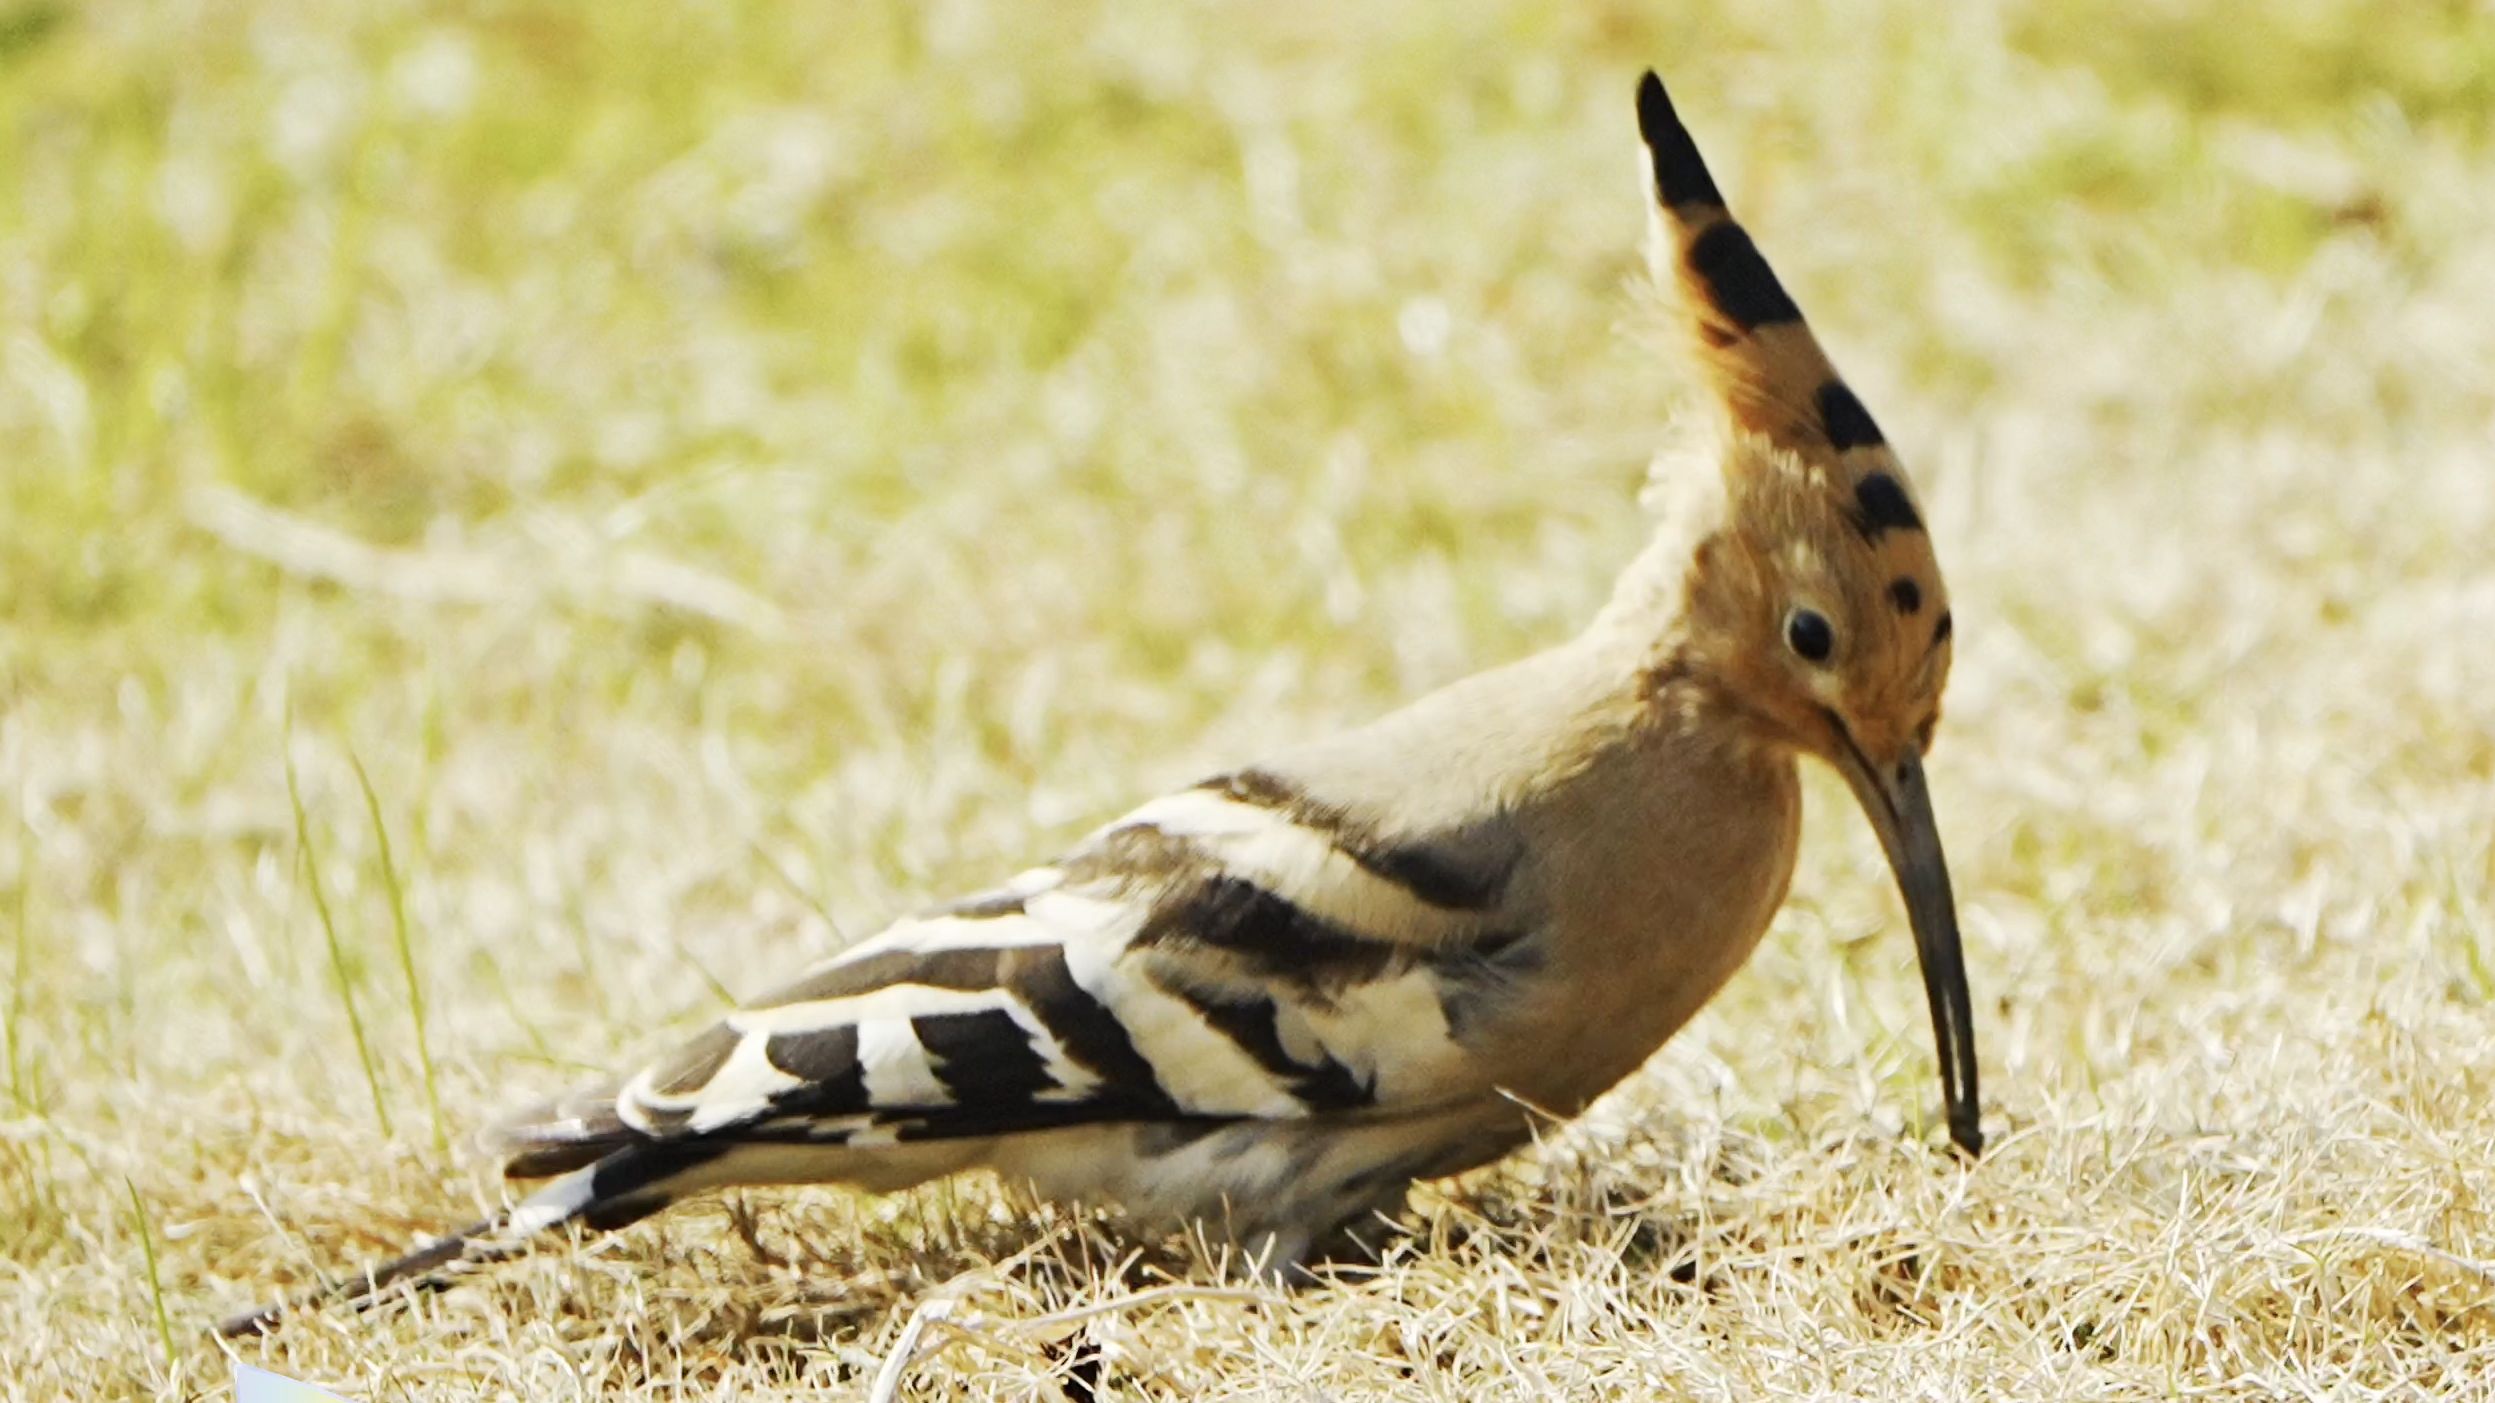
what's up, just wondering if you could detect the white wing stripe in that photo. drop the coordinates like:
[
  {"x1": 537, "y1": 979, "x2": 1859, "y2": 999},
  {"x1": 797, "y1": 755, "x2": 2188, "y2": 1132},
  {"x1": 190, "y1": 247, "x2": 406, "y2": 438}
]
[
  {"x1": 856, "y1": 1019, "x2": 950, "y2": 1107},
  {"x1": 683, "y1": 1037, "x2": 806, "y2": 1134},
  {"x1": 1000, "y1": 1000, "x2": 1104, "y2": 1102},
  {"x1": 732, "y1": 984, "x2": 1011, "y2": 1037},
  {"x1": 1114, "y1": 791, "x2": 1468, "y2": 944},
  {"x1": 1297, "y1": 967, "x2": 1468, "y2": 1105},
  {"x1": 1061, "y1": 927, "x2": 1301, "y2": 1117}
]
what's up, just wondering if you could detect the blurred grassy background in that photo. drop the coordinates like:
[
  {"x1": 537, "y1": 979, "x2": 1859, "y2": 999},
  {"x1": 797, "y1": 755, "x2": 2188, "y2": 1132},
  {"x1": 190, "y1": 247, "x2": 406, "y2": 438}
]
[{"x1": 5, "y1": 0, "x2": 2495, "y2": 1397}]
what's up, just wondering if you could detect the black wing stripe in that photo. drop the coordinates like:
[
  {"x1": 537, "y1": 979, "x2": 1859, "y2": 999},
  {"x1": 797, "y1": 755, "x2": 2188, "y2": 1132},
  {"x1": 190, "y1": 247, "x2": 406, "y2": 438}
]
[
  {"x1": 753, "y1": 946, "x2": 1006, "y2": 1010},
  {"x1": 912, "y1": 1009, "x2": 1056, "y2": 1105},
  {"x1": 1157, "y1": 978, "x2": 1373, "y2": 1112},
  {"x1": 763, "y1": 1021, "x2": 854, "y2": 1083},
  {"x1": 1197, "y1": 769, "x2": 1516, "y2": 911},
  {"x1": 1348, "y1": 833, "x2": 1513, "y2": 913},
  {"x1": 1060, "y1": 822, "x2": 1200, "y2": 886},
  {"x1": 1137, "y1": 872, "x2": 1405, "y2": 990},
  {"x1": 579, "y1": 1141, "x2": 731, "y2": 1231},
  {"x1": 763, "y1": 1024, "x2": 872, "y2": 1117},
  {"x1": 1002, "y1": 946, "x2": 1179, "y2": 1115}
]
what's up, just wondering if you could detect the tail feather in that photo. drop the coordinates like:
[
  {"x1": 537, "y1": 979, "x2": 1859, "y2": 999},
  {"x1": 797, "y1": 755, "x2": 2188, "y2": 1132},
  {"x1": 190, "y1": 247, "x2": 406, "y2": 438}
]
[
  {"x1": 215, "y1": 1144, "x2": 707, "y2": 1339},
  {"x1": 215, "y1": 1211, "x2": 503, "y2": 1339},
  {"x1": 483, "y1": 1082, "x2": 639, "y2": 1180}
]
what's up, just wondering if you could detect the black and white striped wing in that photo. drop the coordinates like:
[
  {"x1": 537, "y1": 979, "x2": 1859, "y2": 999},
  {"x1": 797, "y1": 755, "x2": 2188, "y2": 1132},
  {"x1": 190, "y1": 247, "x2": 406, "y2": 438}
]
[{"x1": 589, "y1": 769, "x2": 1531, "y2": 1154}]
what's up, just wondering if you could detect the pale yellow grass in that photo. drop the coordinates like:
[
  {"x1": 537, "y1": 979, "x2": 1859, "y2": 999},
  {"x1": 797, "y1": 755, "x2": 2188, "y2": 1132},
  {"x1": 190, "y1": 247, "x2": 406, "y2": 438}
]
[{"x1": 5, "y1": 0, "x2": 2495, "y2": 1398}]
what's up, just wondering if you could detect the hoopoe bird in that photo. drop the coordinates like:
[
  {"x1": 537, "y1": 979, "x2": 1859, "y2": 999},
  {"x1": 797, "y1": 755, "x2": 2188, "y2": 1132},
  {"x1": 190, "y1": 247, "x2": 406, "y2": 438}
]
[{"x1": 221, "y1": 68, "x2": 1980, "y2": 1337}]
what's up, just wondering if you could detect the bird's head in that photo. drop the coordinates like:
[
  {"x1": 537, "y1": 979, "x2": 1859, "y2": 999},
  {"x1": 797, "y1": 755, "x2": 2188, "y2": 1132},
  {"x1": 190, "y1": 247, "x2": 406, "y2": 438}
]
[
  {"x1": 1634, "y1": 69, "x2": 1979, "y2": 1157},
  {"x1": 1685, "y1": 440, "x2": 1954, "y2": 783}
]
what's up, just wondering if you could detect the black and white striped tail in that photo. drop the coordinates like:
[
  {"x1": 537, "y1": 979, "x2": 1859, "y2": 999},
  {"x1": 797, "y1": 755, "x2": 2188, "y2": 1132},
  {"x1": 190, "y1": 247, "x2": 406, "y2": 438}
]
[{"x1": 215, "y1": 1144, "x2": 702, "y2": 1338}]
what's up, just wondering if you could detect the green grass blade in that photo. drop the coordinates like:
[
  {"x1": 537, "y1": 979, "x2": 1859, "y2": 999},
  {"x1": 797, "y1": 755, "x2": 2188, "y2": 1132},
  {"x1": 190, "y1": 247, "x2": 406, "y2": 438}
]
[
  {"x1": 5, "y1": 780, "x2": 29, "y2": 1114},
  {"x1": 288, "y1": 751, "x2": 392, "y2": 1138},
  {"x1": 124, "y1": 1176, "x2": 178, "y2": 1381},
  {"x1": 350, "y1": 749, "x2": 446, "y2": 1156},
  {"x1": 747, "y1": 832, "x2": 847, "y2": 942}
]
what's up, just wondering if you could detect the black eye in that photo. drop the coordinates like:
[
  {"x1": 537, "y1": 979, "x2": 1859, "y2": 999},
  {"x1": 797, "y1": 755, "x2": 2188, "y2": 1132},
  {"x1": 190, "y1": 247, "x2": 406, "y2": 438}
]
[{"x1": 1785, "y1": 608, "x2": 1834, "y2": 664}]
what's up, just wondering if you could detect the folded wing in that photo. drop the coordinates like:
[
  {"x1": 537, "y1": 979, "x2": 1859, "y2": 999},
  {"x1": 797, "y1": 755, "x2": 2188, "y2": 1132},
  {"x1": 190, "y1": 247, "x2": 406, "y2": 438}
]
[{"x1": 493, "y1": 768, "x2": 1535, "y2": 1175}]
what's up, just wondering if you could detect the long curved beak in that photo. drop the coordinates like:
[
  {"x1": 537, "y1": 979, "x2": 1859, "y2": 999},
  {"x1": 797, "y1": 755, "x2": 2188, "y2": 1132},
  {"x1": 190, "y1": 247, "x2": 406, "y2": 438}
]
[{"x1": 1829, "y1": 730, "x2": 1983, "y2": 1157}]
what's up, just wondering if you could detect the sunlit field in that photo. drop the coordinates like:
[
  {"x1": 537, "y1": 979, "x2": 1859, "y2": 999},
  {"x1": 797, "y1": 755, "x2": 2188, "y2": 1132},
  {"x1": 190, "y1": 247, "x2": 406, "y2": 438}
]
[{"x1": 8, "y1": 1, "x2": 2495, "y2": 1397}]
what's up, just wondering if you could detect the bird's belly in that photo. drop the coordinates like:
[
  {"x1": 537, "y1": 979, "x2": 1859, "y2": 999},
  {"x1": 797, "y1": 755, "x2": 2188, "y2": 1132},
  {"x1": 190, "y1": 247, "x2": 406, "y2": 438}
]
[{"x1": 990, "y1": 1099, "x2": 1527, "y2": 1254}]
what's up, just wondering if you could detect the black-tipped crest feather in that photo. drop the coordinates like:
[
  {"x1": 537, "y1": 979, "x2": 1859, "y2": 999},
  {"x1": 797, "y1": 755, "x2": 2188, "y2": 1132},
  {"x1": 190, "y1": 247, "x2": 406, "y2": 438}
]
[
  {"x1": 1637, "y1": 69, "x2": 1861, "y2": 456},
  {"x1": 1635, "y1": 70, "x2": 1724, "y2": 210}
]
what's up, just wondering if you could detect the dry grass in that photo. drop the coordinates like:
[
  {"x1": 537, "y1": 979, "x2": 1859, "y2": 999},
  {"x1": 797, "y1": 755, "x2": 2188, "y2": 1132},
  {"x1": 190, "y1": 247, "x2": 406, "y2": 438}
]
[{"x1": 7, "y1": 0, "x2": 2495, "y2": 1397}]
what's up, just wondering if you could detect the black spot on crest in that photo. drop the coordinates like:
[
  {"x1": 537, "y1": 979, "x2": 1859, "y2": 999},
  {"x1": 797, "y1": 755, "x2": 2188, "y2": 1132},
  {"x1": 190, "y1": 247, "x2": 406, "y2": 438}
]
[
  {"x1": 1888, "y1": 578, "x2": 1923, "y2": 614},
  {"x1": 1933, "y1": 611, "x2": 1954, "y2": 647},
  {"x1": 1817, "y1": 381, "x2": 1885, "y2": 452},
  {"x1": 1686, "y1": 223, "x2": 1802, "y2": 332},
  {"x1": 1848, "y1": 473, "x2": 1924, "y2": 540}
]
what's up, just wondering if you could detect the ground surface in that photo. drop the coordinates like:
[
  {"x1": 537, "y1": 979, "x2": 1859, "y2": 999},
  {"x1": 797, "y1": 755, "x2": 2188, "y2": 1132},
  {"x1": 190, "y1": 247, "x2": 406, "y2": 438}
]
[{"x1": 7, "y1": 0, "x2": 2495, "y2": 1398}]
